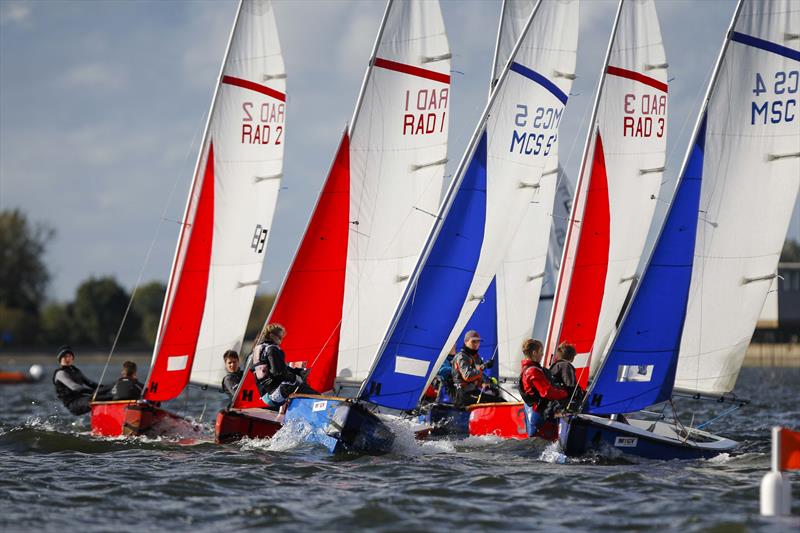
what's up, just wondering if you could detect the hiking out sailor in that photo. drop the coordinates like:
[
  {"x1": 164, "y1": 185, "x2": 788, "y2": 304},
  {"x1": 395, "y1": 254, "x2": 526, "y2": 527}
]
[
  {"x1": 52, "y1": 346, "x2": 110, "y2": 415},
  {"x1": 252, "y1": 323, "x2": 319, "y2": 410},
  {"x1": 221, "y1": 349, "x2": 243, "y2": 398},
  {"x1": 519, "y1": 338, "x2": 568, "y2": 438},
  {"x1": 111, "y1": 360, "x2": 144, "y2": 401},
  {"x1": 549, "y1": 342, "x2": 585, "y2": 408},
  {"x1": 452, "y1": 330, "x2": 496, "y2": 408}
]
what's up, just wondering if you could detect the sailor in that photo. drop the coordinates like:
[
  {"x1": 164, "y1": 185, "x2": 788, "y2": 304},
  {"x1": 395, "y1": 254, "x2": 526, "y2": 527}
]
[
  {"x1": 52, "y1": 346, "x2": 109, "y2": 415},
  {"x1": 221, "y1": 350, "x2": 243, "y2": 398},
  {"x1": 429, "y1": 344, "x2": 457, "y2": 403},
  {"x1": 452, "y1": 331, "x2": 495, "y2": 408},
  {"x1": 110, "y1": 360, "x2": 144, "y2": 400},
  {"x1": 549, "y1": 342, "x2": 584, "y2": 406},
  {"x1": 519, "y1": 338, "x2": 568, "y2": 438},
  {"x1": 252, "y1": 323, "x2": 318, "y2": 410}
]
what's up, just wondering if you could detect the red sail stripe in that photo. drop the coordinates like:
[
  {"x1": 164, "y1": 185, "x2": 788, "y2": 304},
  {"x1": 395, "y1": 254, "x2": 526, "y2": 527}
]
[
  {"x1": 373, "y1": 57, "x2": 450, "y2": 84},
  {"x1": 554, "y1": 134, "x2": 611, "y2": 390},
  {"x1": 606, "y1": 65, "x2": 668, "y2": 93},
  {"x1": 144, "y1": 144, "x2": 216, "y2": 401},
  {"x1": 233, "y1": 133, "x2": 351, "y2": 408},
  {"x1": 221, "y1": 75, "x2": 286, "y2": 101}
]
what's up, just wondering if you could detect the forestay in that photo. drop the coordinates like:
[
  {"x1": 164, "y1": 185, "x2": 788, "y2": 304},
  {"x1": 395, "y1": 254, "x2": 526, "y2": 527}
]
[
  {"x1": 675, "y1": 0, "x2": 800, "y2": 396},
  {"x1": 359, "y1": 0, "x2": 579, "y2": 411},
  {"x1": 545, "y1": 0, "x2": 668, "y2": 389},
  {"x1": 145, "y1": 0, "x2": 286, "y2": 401},
  {"x1": 337, "y1": 0, "x2": 452, "y2": 387}
]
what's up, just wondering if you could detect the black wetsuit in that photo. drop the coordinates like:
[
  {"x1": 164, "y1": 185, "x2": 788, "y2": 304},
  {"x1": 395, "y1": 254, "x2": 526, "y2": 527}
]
[
  {"x1": 111, "y1": 377, "x2": 144, "y2": 400},
  {"x1": 221, "y1": 369, "x2": 243, "y2": 398},
  {"x1": 252, "y1": 343, "x2": 317, "y2": 408},
  {"x1": 53, "y1": 365, "x2": 106, "y2": 415}
]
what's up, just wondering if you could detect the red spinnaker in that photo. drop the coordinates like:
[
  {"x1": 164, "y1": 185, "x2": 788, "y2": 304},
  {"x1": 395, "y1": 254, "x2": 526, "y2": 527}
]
[
  {"x1": 144, "y1": 144, "x2": 216, "y2": 401},
  {"x1": 554, "y1": 134, "x2": 610, "y2": 390},
  {"x1": 233, "y1": 133, "x2": 351, "y2": 408}
]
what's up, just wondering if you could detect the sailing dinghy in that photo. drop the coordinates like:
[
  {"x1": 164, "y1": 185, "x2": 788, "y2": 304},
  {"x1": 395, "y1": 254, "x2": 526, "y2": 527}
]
[
  {"x1": 467, "y1": 0, "x2": 669, "y2": 441},
  {"x1": 299, "y1": 0, "x2": 579, "y2": 454},
  {"x1": 560, "y1": 0, "x2": 799, "y2": 460},
  {"x1": 217, "y1": 0, "x2": 452, "y2": 449},
  {"x1": 91, "y1": 0, "x2": 287, "y2": 438}
]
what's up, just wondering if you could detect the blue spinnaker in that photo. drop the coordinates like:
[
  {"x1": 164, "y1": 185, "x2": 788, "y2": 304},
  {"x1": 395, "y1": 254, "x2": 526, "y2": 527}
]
[
  {"x1": 585, "y1": 116, "x2": 706, "y2": 415},
  {"x1": 359, "y1": 134, "x2": 488, "y2": 410}
]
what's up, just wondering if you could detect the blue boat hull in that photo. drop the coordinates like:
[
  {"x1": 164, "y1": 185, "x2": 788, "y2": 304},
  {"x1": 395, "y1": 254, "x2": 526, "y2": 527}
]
[
  {"x1": 284, "y1": 394, "x2": 395, "y2": 454},
  {"x1": 417, "y1": 403, "x2": 470, "y2": 438},
  {"x1": 559, "y1": 414, "x2": 738, "y2": 460}
]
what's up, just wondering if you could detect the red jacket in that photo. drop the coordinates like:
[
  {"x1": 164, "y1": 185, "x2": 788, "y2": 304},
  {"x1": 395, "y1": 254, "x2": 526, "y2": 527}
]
[{"x1": 520, "y1": 359, "x2": 568, "y2": 404}]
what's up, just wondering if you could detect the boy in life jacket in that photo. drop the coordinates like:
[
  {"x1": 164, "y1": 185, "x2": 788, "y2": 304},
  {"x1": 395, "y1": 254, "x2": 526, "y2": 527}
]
[
  {"x1": 519, "y1": 339, "x2": 568, "y2": 439},
  {"x1": 252, "y1": 323, "x2": 318, "y2": 410},
  {"x1": 549, "y1": 342, "x2": 585, "y2": 410},
  {"x1": 110, "y1": 360, "x2": 145, "y2": 400},
  {"x1": 221, "y1": 350, "x2": 243, "y2": 398},
  {"x1": 52, "y1": 346, "x2": 110, "y2": 415}
]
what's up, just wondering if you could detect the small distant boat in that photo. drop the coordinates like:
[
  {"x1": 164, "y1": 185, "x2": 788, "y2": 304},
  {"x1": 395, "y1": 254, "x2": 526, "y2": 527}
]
[
  {"x1": 560, "y1": 0, "x2": 799, "y2": 460},
  {"x1": 0, "y1": 365, "x2": 43, "y2": 384},
  {"x1": 91, "y1": 0, "x2": 287, "y2": 438}
]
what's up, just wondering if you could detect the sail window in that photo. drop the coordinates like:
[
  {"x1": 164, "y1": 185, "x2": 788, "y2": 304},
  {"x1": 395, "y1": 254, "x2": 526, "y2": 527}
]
[
  {"x1": 167, "y1": 355, "x2": 189, "y2": 372},
  {"x1": 616, "y1": 364, "x2": 654, "y2": 383},
  {"x1": 394, "y1": 356, "x2": 430, "y2": 377}
]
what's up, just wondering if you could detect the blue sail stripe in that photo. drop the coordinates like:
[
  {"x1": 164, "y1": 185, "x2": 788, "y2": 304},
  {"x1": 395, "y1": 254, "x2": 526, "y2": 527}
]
[
  {"x1": 585, "y1": 116, "x2": 707, "y2": 415},
  {"x1": 509, "y1": 62, "x2": 569, "y2": 104},
  {"x1": 359, "y1": 133, "x2": 489, "y2": 410},
  {"x1": 731, "y1": 31, "x2": 800, "y2": 62}
]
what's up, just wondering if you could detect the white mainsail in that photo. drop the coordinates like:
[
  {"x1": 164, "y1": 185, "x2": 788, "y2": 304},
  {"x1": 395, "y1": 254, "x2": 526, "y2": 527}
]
[
  {"x1": 675, "y1": 0, "x2": 800, "y2": 396},
  {"x1": 145, "y1": 0, "x2": 286, "y2": 399},
  {"x1": 336, "y1": 0, "x2": 451, "y2": 384},
  {"x1": 545, "y1": 0, "x2": 668, "y2": 386}
]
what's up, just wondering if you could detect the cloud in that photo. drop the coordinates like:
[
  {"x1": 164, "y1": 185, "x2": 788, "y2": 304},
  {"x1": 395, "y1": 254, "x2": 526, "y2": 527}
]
[
  {"x1": 59, "y1": 62, "x2": 126, "y2": 90},
  {"x1": 0, "y1": 2, "x2": 31, "y2": 26}
]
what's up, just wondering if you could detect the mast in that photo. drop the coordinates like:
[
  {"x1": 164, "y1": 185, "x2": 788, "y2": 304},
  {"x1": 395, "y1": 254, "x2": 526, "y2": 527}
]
[
  {"x1": 357, "y1": 0, "x2": 549, "y2": 402},
  {"x1": 543, "y1": 0, "x2": 625, "y2": 362},
  {"x1": 143, "y1": 0, "x2": 245, "y2": 397},
  {"x1": 489, "y1": 0, "x2": 509, "y2": 94},
  {"x1": 584, "y1": 0, "x2": 747, "y2": 407},
  {"x1": 348, "y1": 0, "x2": 394, "y2": 136}
]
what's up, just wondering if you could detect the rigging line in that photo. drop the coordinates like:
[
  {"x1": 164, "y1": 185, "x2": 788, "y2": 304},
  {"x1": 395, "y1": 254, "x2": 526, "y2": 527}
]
[
  {"x1": 694, "y1": 402, "x2": 746, "y2": 430},
  {"x1": 93, "y1": 113, "x2": 206, "y2": 401}
]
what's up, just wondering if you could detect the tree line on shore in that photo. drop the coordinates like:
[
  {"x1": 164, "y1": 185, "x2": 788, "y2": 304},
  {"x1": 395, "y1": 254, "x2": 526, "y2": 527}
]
[
  {"x1": 2, "y1": 208, "x2": 799, "y2": 350},
  {"x1": 1, "y1": 209, "x2": 274, "y2": 350}
]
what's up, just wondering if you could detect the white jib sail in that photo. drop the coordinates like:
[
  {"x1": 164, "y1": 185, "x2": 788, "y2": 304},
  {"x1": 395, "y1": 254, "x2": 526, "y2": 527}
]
[
  {"x1": 337, "y1": 0, "x2": 451, "y2": 384},
  {"x1": 440, "y1": 0, "x2": 579, "y2": 373},
  {"x1": 676, "y1": 0, "x2": 800, "y2": 396},
  {"x1": 189, "y1": 0, "x2": 286, "y2": 388}
]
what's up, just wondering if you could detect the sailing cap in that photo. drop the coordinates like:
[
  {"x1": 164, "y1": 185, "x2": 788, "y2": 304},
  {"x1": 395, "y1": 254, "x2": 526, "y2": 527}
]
[
  {"x1": 464, "y1": 330, "x2": 481, "y2": 342},
  {"x1": 57, "y1": 345, "x2": 74, "y2": 362}
]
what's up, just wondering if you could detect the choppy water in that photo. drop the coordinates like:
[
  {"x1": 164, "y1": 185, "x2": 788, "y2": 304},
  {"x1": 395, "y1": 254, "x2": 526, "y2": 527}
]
[{"x1": 1, "y1": 362, "x2": 798, "y2": 532}]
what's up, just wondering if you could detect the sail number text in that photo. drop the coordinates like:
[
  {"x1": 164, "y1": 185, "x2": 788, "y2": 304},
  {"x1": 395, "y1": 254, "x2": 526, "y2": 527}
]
[
  {"x1": 510, "y1": 104, "x2": 562, "y2": 156},
  {"x1": 403, "y1": 88, "x2": 448, "y2": 135},
  {"x1": 241, "y1": 101, "x2": 285, "y2": 145},
  {"x1": 623, "y1": 93, "x2": 665, "y2": 138},
  {"x1": 751, "y1": 71, "x2": 798, "y2": 125}
]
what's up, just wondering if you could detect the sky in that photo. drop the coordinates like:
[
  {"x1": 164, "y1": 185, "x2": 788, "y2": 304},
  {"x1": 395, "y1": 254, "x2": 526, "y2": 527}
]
[{"x1": 1, "y1": 0, "x2": 798, "y2": 303}]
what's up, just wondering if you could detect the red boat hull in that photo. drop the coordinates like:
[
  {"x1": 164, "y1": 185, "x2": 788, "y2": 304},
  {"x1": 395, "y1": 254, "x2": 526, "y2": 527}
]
[
  {"x1": 468, "y1": 402, "x2": 528, "y2": 439},
  {"x1": 90, "y1": 401, "x2": 198, "y2": 438},
  {"x1": 215, "y1": 408, "x2": 283, "y2": 444}
]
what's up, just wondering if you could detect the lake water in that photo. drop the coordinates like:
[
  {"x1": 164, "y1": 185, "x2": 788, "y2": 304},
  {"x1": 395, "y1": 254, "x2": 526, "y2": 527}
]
[{"x1": 1, "y1": 361, "x2": 798, "y2": 532}]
